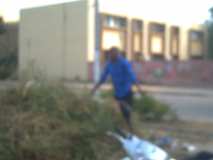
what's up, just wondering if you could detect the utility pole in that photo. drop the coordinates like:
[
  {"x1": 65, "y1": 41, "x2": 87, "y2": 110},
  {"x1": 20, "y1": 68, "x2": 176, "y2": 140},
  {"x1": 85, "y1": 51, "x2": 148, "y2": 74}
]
[{"x1": 94, "y1": 0, "x2": 101, "y2": 84}]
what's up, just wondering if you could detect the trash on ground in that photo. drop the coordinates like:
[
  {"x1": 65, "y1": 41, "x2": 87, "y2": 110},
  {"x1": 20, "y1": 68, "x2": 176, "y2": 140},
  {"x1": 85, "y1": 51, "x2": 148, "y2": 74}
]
[
  {"x1": 156, "y1": 136, "x2": 179, "y2": 150},
  {"x1": 121, "y1": 157, "x2": 131, "y2": 160},
  {"x1": 181, "y1": 143, "x2": 197, "y2": 153},
  {"x1": 107, "y1": 130, "x2": 171, "y2": 160}
]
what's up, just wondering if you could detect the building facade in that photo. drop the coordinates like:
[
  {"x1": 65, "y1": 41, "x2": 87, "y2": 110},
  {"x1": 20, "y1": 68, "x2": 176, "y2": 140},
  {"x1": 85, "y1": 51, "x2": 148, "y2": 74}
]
[
  {"x1": 98, "y1": 9, "x2": 207, "y2": 62},
  {"x1": 19, "y1": 0, "x2": 207, "y2": 81}
]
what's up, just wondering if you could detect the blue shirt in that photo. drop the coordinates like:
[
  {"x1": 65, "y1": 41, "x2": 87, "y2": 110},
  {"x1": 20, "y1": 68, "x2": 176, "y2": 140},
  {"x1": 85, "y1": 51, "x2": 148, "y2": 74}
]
[{"x1": 99, "y1": 56, "x2": 137, "y2": 98}]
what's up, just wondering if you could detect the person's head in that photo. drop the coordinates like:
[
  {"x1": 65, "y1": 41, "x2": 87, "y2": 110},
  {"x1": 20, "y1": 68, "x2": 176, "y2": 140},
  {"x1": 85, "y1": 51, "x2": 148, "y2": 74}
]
[
  {"x1": 121, "y1": 50, "x2": 127, "y2": 58},
  {"x1": 104, "y1": 50, "x2": 110, "y2": 61},
  {"x1": 108, "y1": 47, "x2": 120, "y2": 62}
]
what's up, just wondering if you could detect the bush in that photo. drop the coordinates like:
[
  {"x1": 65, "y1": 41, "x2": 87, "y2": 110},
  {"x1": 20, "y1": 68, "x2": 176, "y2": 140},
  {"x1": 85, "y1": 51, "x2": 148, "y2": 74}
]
[
  {"x1": 133, "y1": 93, "x2": 174, "y2": 121},
  {"x1": 100, "y1": 90, "x2": 174, "y2": 121},
  {"x1": 0, "y1": 82, "x2": 124, "y2": 160},
  {"x1": 0, "y1": 53, "x2": 17, "y2": 80},
  {"x1": 0, "y1": 82, "x2": 176, "y2": 160}
]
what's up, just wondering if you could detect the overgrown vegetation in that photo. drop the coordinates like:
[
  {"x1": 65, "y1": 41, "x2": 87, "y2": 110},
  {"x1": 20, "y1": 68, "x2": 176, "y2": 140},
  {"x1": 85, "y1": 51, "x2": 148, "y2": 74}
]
[
  {"x1": 207, "y1": 7, "x2": 213, "y2": 59},
  {"x1": 0, "y1": 82, "x2": 124, "y2": 160},
  {"x1": 0, "y1": 17, "x2": 6, "y2": 34},
  {"x1": 101, "y1": 90, "x2": 174, "y2": 121},
  {"x1": 0, "y1": 82, "x2": 175, "y2": 160},
  {"x1": 133, "y1": 93, "x2": 174, "y2": 121},
  {"x1": 0, "y1": 53, "x2": 17, "y2": 79},
  {"x1": 0, "y1": 17, "x2": 17, "y2": 80}
]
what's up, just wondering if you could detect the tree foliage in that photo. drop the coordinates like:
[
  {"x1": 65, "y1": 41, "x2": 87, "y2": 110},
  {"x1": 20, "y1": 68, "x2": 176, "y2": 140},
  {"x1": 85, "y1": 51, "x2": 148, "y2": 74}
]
[
  {"x1": 0, "y1": 17, "x2": 6, "y2": 34},
  {"x1": 207, "y1": 7, "x2": 213, "y2": 59}
]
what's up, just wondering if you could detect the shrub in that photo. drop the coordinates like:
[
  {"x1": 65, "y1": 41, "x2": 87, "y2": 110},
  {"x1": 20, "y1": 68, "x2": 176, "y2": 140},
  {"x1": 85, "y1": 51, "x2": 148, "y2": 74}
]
[
  {"x1": 0, "y1": 82, "x2": 176, "y2": 160},
  {"x1": 0, "y1": 82, "x2": 124, "y2": 160},
  {"x1": 133, "y1": 93, "x2": 173, "y2": 121},
  {"x1": 0, "y1": 53, "x2": 17, "y2": 80},
  {"x1": 100, "y1": 90, "x2": 175, "y2": 121}
]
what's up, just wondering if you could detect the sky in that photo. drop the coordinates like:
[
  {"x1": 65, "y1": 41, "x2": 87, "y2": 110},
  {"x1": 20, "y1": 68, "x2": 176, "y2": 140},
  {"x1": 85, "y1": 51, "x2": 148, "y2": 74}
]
[{"x1": 0, "y1": 0, "x2": 212, "y2": 25}]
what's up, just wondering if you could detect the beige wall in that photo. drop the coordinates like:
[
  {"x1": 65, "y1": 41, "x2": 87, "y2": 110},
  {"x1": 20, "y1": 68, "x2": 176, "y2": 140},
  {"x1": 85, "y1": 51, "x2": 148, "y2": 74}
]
[
  {"x1": 87, "y1": 0, "x2": 95, "y2": 62},
  {"x1": 62, "y1": 1, "x2": 90, "y2": 81},
  {"x1": 19, "y1": 4, "x2": 64, "y2": 80},
  {"x1": 19, "y1": 0, "x2": 94, "y2": 81}
]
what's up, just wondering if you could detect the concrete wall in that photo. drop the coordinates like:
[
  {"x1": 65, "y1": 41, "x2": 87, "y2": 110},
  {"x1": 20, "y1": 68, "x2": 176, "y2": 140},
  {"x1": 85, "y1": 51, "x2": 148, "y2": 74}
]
[
  {"x1": 63, "y1": 1, "x2": 89, "y2": 81},
  {"x1": 19, "y1": 0, "x2": 94, "y2": 81},
  {"x1": 19, "y1": 4, "x2": 64, "y2": 79},
  {"x1": 132, "y1": 60, "x2": 213, "y2": 86},
  {"x1": 88, "y1": 60, "x2": 213, "y2": 86}
]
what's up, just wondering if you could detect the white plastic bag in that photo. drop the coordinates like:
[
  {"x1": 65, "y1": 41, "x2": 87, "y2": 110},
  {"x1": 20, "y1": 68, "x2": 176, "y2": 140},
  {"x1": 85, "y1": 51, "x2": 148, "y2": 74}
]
[
  {"x1": 108, "y1": 132, "x2": 169, "y2": 160},
  {"x1": 122, "y1": 135, "x2": 168, "y2": 160}
]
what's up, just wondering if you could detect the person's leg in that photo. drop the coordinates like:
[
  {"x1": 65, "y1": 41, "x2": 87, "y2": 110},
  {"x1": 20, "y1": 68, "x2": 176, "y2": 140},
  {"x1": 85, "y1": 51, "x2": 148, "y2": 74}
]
[
  {"x1": 118, "y1": 92, "x2": 133, "y2": 131},
  {"x1": 115, "y1": 91, "x2": 134, "y2": 131},
  {"x1": 118, "y1": 100, "x2": 132, "y2": 126}
]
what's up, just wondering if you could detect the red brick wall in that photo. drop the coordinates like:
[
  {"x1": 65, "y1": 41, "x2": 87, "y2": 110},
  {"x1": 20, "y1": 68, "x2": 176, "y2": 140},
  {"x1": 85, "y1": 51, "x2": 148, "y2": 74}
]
[{"x1": 88, "y1": 60, "x2": 213, "y2": 86}]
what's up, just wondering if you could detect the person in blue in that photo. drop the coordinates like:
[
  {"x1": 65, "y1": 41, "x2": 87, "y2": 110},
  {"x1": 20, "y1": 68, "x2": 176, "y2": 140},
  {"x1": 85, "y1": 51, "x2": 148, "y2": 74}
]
[{"x1": 92, "y1": 47, "x2": 142, "y2": 130}]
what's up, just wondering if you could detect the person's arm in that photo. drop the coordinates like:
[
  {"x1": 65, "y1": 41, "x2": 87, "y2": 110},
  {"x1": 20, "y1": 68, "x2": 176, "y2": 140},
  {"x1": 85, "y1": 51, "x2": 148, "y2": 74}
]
[
  {"x1": 125, "y1": 61, "x2": 143, "y2": 93},
  {"x1": 91, "y1": 64, "x2": 110, "y2": 94}
]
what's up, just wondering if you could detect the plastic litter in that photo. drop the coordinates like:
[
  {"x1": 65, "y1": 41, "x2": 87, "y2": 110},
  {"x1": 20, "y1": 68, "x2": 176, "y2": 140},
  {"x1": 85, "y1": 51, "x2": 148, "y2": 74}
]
[
  {"x1": 107, "y1": 131, "x2": 171, "y2": 160},
  {"x1": 182, "y1": 143, "x2": 197, "y2": 153},
  {"x1": 156, "y1": 136, "x2": 178, "y2": 150},
  {"x1": 156, "y1": 136, "x2": 173, "y2": 146},
  {"x1": 121, "y1": 157, "x2": 131, "y2": 160}
]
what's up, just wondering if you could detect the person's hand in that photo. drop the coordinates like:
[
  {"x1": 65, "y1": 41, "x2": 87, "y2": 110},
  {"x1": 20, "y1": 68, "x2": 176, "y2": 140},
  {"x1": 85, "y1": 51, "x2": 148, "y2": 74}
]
[
  {"x1": 135, "y1": 83, "x2": 143, "y2": 95},
  {"x1": 135, "y1": 84, "x2": 147, "y2": 99},
  {"x1": 91, "y1": 87, "x2": 96, "y2": 95},
  {"x1": 134, "y1": 92, "x2": 142, "y2": 100},
  {"x1": 91, "y1": 83, "x2": 100, "y2": 95}
]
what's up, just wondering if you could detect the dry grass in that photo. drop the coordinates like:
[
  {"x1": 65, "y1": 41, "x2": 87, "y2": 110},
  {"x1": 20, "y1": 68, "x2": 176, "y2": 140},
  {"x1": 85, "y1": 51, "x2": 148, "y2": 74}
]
[
  {"x1": 0, "y1": 82, "x2": 126, "y2": 160},
  {"x1": 0, "y1": 81, "x2": 174, "y2": 160}
]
